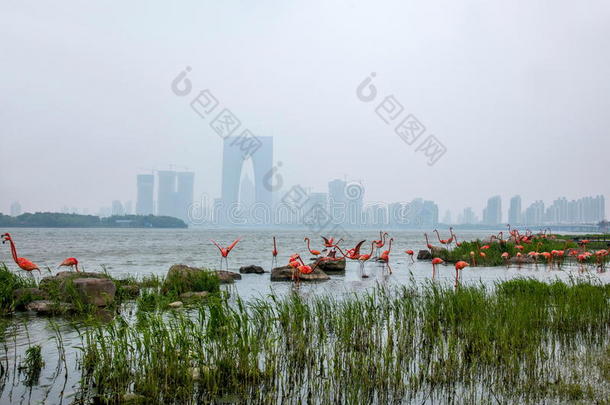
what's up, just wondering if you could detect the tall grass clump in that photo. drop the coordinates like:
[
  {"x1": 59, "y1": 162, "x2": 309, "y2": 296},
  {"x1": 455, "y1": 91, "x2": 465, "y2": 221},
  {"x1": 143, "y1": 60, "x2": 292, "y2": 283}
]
[
  {"x1": 77, "y1": 278, "x2": 610, "y2": 404},
  {"x1": 18, "y1": 345, "x2": 44, "y2": 386},
  {"x1": 0, "y1": 263, "x2": 37, "y2": 313}
]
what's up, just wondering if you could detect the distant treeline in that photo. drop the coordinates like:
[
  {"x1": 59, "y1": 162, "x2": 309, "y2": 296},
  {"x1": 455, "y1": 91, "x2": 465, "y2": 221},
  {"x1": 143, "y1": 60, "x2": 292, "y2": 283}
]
[{"x1": 0, "y1": 213, "x2": 188, "y2": 228}]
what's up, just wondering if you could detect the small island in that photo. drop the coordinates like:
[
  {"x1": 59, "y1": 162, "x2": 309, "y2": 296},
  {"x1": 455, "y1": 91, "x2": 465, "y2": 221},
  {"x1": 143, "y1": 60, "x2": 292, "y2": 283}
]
[{"x1": 0, "y1": 212, "x2": 188, "y2": 228}]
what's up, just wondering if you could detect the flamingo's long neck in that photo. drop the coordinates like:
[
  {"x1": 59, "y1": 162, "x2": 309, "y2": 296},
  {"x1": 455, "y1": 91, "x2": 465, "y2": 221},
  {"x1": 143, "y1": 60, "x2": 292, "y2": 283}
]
[
  {"x1": 335, "y1": 245, "x2": 347, "y2": 257},
  {"x1": 388, "y1": 238, "x2": 393, "y2": 252},
  {"x1": 306, "y1": 238, "x2": 313, "y2": 253},
  {"x1": 7, "y1": 238, "x2": 18, "y2": 263},
  {"x1": 434, "y1": 230, "x2": 442, "y2": 243},
  {"x1": 424, "y1": 233, "x2": 431, "y2": 247},
  {"x1": 368, "y1": 241, "x2": 375, "y2": 256}
]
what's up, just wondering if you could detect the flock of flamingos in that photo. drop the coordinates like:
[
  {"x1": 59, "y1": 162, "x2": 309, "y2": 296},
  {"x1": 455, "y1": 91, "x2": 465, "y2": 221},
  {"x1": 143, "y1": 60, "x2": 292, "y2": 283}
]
[{"x1": 2, "y1": 226, "x2": 608, "y2": 288}]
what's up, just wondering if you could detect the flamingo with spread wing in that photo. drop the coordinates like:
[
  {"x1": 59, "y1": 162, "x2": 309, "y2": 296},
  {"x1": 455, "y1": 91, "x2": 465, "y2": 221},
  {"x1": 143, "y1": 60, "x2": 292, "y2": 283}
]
[{"x1": 210, "y1": 238, "x2": 241, "y2": 271}]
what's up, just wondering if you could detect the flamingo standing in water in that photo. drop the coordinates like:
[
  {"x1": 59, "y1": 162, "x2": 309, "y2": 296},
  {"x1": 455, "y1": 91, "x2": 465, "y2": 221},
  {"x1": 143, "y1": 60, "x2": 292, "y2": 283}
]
[
  {"x1": 378, "y1": 237, "x2": 394, "y2": 274},
  {"x1": 304, "y1": 237, "x2": 321, "y2": 257},
  {"x1": 59, "y1": 257, "x2": 80, "y2": 272},
  {"x1": 1, "y1": 233, "x2": 41, "y2": 275},
  {"x1": 271, "y1": 237, "x2": 278, "y2": 268},
  {"x1": 424, "y1": 233, "x2": 436, "y2": 252},
  {"x1": 405, "y1": 249, "x2": 415, "y2": 263},
  {"x1": 450, "y1": 229, "x2": 461, "y2": 248},
  {"x1": 454, "y1": 261, "x2": 469, "y2": 288},
  {"x1": 357, "y1": 241, "x2": 376, "y2": 278},
  {"x1": 433, "y1": 229, "x2": 451, "y2": 251},
  {"x1": 210, "y1": 238, "x2": 240, "y2": 271},
  {"x1": 373, "y1": 232, "x2": 388, "y2": 258},
  {"x1": 431, "y1": 257, "x2": 443, "y2": 279}
]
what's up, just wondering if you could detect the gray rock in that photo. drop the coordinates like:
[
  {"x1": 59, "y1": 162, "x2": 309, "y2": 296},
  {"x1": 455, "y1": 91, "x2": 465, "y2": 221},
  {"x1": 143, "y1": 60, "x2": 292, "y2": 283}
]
[
  {"x1": 25, "y1": 300, "x2": 73, "y2": 314},
  {"x1": 179, "y1": 291, "x2": 209, "y2": 299},
  {"x1": 213, "y1": 270, "x2": 242, "y2": 283},
  {"x1": 270, "y1": 265, "x2": 330, "y2": 282},
  {"x1": 72, "y1": 278, "x2": 116, "y2": 307},
  {"x1": 314, "y1": 258, "x2": 346, "y2": 273},
  {"x1": 239, "y1": 265, "x2": 265, "y2": 274},
  {"x1": 168, "y1": 301, "x2": 183, "y2": 308},
  {"x1": 417, "y1": 250, "x2": 433, "y2": 260}
]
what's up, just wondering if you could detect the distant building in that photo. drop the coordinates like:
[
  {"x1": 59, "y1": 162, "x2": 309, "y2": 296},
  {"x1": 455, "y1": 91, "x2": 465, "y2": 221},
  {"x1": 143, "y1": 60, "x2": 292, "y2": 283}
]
[
  {"x1": 460, "y1": 207, "x2": 478, "y2": 224},
  {"x1": 365, "y1": 204, "x2": 387, "y2": 226},
  {"x1": 524, "y1": 200, "x2": 545, "y2": 225},
  {"x1": 112, "y1": 200, "x2": 125, "y2": 216},
  {"x1": 175, "y1": 172, "x2": 195, "y2": 222},
  {"x1": 124, "y1": 201, "x2": 133, "y2": 216},
  {"x1": 10, "y1": 201, "x2": 21, "y2": 217},
  {"x1": 442, "y1": 210, "x2": 452, "y2": 224},
  {"x1": 328, "y1": 179, "x2": 347, "y2": 225},
  {"x1": 388, "y1": 202, "x2": 406, "y2": 227},
  {"x1": 508, "y1": 195, "x2": 521, "y2": 225},
  {"x1": 220, "y1": 136, "x2": 273, "y2": 225},
  {"x1": 136, "y1": 174, "x2": 155, "y2": 215},
  {"x1": 157, "y1": 171, "x2": 177, "y2": 218},
  {"x1": 421, "y1": 200, "x2": 439, "y2": 226},
  {"x1": 483, "y1": 195, "x2": 502, "y2": 225},
  {"x1": 156, "y1": 170, "x2": 195, "y2": 222}
]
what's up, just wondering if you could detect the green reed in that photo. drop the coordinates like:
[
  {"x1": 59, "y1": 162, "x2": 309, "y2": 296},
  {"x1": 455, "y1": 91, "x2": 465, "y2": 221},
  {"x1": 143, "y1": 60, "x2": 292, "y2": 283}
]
[{"x1": 77, "y1": 278, "x2": 610, "y2": 404}]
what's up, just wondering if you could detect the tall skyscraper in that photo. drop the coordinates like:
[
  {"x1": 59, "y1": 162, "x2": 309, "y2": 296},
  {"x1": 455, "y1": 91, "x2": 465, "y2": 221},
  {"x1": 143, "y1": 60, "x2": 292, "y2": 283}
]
[
  {"x1": 157, "y1": 171, "x2": 176, "y2": 217},
  {"x1": 156, "y1": 170, "x2": 195, "y2": 221},
  {"x1": 524, "y1": 200, "x2": 545, "y2": 225},
  {"x1": 10, "y1": 201, "x2": 21, "y2": 217},
  {"x1": 508, "y1": 195, "x2": 521, "y2": 225},
  {"x1": 483, "y1": 195, "x2": 502, "y2": 225},
  {"x1": 220, "y1": 136, "x2": 273, "y2": 225},
  {"x1": 175, "y1": 171, "x2": 195, "y2": 222},
  {"x1": 136, "y1": 174, "x2": 155, "y2": 215}
]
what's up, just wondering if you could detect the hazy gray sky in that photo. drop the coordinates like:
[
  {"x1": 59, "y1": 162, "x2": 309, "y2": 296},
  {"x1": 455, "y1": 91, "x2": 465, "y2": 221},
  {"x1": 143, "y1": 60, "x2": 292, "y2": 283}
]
[{"x1": 1, "y1": 0, "x2": 609, "y2": 218}]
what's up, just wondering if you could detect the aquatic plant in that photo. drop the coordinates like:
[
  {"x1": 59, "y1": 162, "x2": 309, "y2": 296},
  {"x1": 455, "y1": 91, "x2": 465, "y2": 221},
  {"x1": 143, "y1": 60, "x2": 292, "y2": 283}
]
[
  {"x1": 18, "y1": 345, "x2": 44, "y2": 386},
  {"x1": 0, "y1": 263, "x2": 37, "y2": 313},
  {"x1": 77, "y1": 278, "x2": 610, "y2": 403}
]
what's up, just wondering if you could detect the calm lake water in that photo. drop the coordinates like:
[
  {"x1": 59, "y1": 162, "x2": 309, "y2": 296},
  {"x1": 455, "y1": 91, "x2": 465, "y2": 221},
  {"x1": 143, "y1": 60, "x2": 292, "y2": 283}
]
[{"x1": 0, "y1": 227, "x2": 607, "y2": 404}]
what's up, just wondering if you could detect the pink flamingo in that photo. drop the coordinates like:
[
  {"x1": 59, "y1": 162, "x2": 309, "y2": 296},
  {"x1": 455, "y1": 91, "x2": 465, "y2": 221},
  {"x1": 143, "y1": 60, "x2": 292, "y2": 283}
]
[
  {"x1": 357, "y1": 241, "x2": 376, "y2": 278},
  {"x1": 405, "y1": 249, "x2": 415, "y2": 263},
  {"x1": 454, "y1": 261, "x2": 469, "y2": 288},
  {"x1": 431, "y1": 257, "x2": 443, "y2": 279},
  {"x1": 304, "y1": 237, "x2": 321, "y2": 256},
  {"x1": 1, "y1": 233, "x2": 41, "y2": 274},
  {"x1": 210, "y1": 238, "x2": 240, "y2": 270},
  {"x1": 378, "y1": 237, "x2": 394, "y2": 274},
  {"x1": 59, "y1": 257, "x2": 80, "y2": 272},
  {"x1": 271, "y1": 237, "x2": 278, "y2": 268}
]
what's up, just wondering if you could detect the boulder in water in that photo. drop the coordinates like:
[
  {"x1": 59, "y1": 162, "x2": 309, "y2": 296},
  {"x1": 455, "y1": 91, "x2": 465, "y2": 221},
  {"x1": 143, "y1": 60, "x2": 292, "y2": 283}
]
[
  {"x1": 417, "y1": 250, "x2": 432, "y2": 260},
  {"x1": 25, "y1": 300, "x2": 73, "y2": 315},
  {"x1": 239, "y1": 265, "x2": 265, "y2": 274},
  {"x1": 72, "y1": 278, "x2": 116, "y2": 307},
  {"x1": 314, "y1": 258, "x2": 346, "y2": 273},
  {"x1": 270, "y1": 265, "x2": 330, "y2": 282}
]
